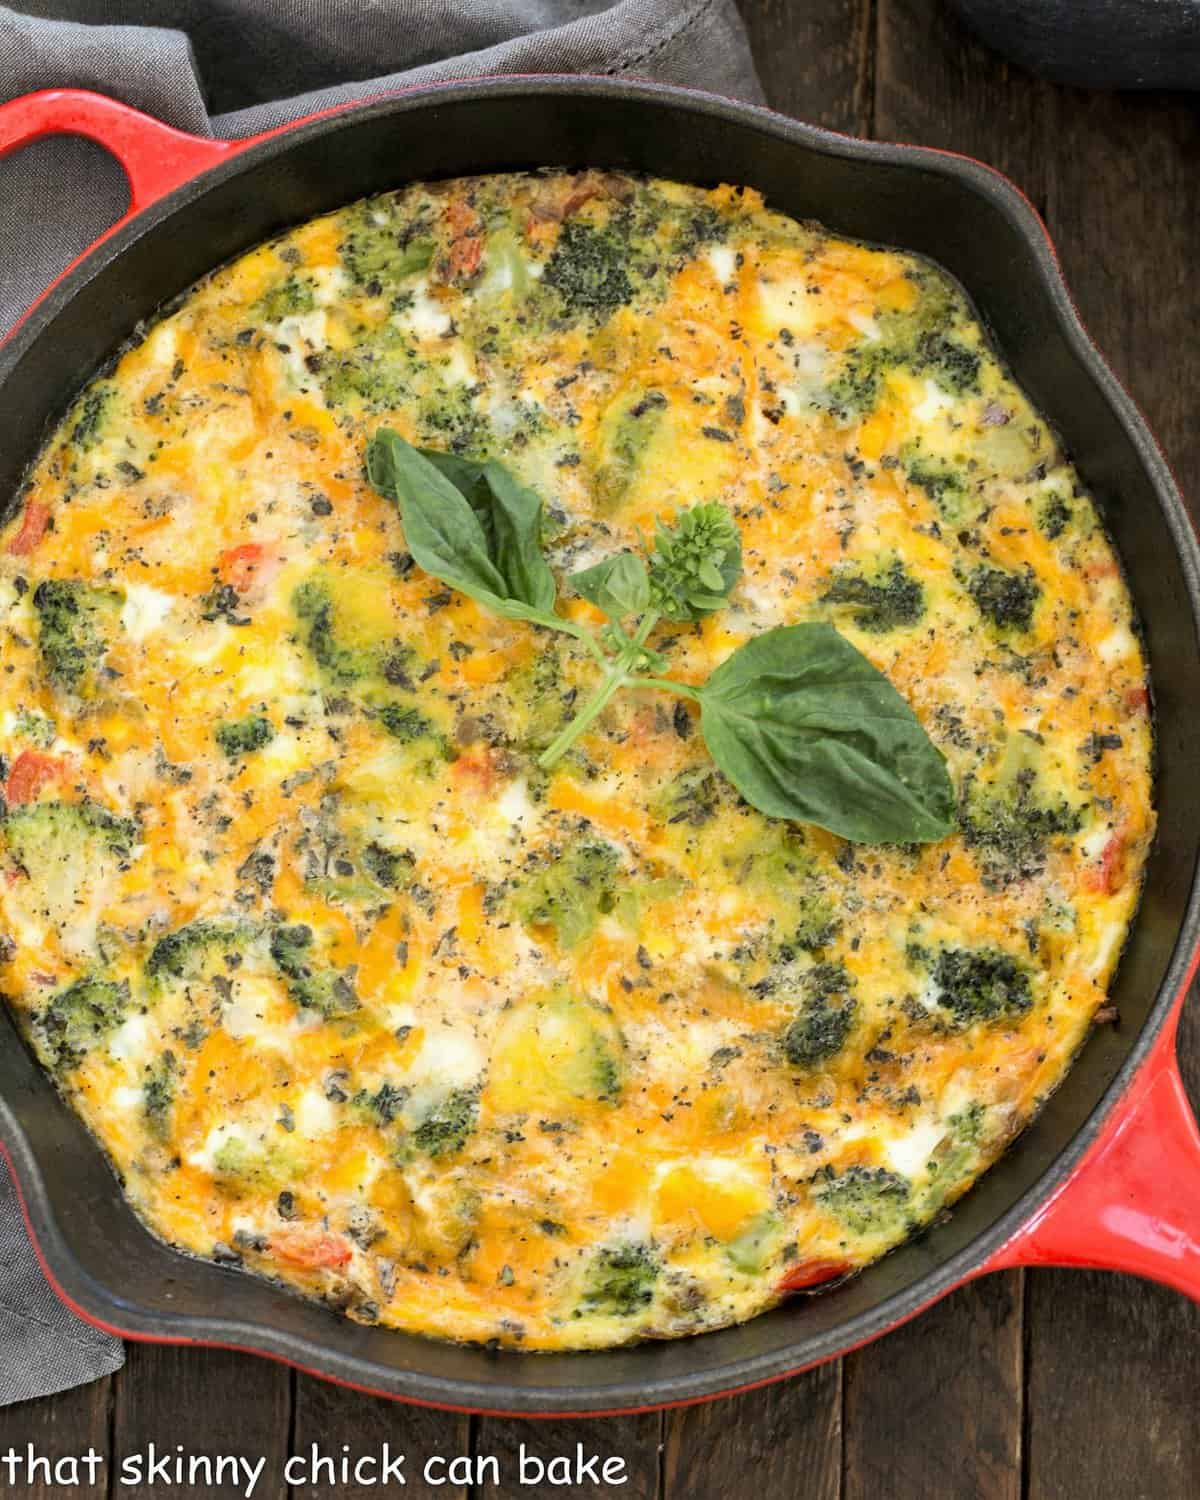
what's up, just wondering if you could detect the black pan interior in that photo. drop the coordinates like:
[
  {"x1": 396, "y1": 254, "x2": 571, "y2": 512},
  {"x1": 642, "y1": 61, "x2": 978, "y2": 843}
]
[{"x1": 1, "y1": 79, "x2": 1198, "y2": 1414}]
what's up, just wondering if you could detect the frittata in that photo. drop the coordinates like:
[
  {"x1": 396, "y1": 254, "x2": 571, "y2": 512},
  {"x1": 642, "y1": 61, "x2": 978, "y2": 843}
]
[{"x1": 0, "y1": 171, "x2": 1153, "y2": 1349}]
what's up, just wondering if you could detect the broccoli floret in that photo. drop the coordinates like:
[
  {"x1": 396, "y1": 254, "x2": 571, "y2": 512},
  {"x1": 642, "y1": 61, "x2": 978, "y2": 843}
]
[
  {"x1": 1037, "y1": 493, "x2": 1072, "y2": 540},
  {"x1": 32, "y1": 578, "x2": 123, "y2": 694},
  {"x1": 411, "y1": 1088, "x2": 478, "y2": 1158},
  {"x1": 579, "y1": 1242, "x2": 660, "y2": 1317},
  {"x1": 966, "y1": 564, "x2": 1040, "y2": 632},
  {"x1": 146, "y1": 918, "x2": 254, "y2": 983},
  {"x1": 904, "y1": 453, "x2": 969, "y2": 521},
  {"x1": 69, "y1": 384, "x2": 115, "y2": 452},
  {"x1": 542, "y1": 222, "x2": 634, "y2": 321},
  {"x1": 911, "y1": 331, "x2": 981, "y2": 394},
  {"x1": 812, "y1": 1164, "x2": 912, "y2": 1236},
  {"x1": 293, "y1": 577, "x2": 368, "y2": 683},
  {"x1": 782, "y1": 962, "x2": 857, "y2": 1067},
  {"x1": 353, "y1": 1080, "x2": 409, "y2": 1127},
  {"x1": 254, "y1": 275, "x2": 315, "y2": 322},
  {"x1": 15, "y1": 711, "x2": 55, "y2": 747},
  {"x1": 821, "y1": 559, "x2": 925, "y2": 633},
  {"x1": 512, "y1": 837, "x2": 622, "y2": 948},
  {"x1": 359, "y1": 842, "x2": 415, "y2": 890},
  {"x1": 373, "y1": 701, "x2": 436, "y2": 744},
  {"x1": 926, "y1": 946, "x2": 1033, "y2": 1027},
  {"x1": 215, "y1": 715, "x2": 274, "y2": 759},
  {"x1": 506, "y1": 643, "x2": 574, "y2": 754},
  {"x1": 211, "y1": 1133, "x2": 301, "y2": 1194},
  {"x1": 824, "y1": 347, "x2": 891, "y2": 420},
  {"x1": 5, "y1": 800, "x2": 138, "y2": 935},
  {"x1": 959, "y1": 767, "x2": 1082, "y2": 888},
  {"x1": 36, "y1": 975, "x2": 130, "y2": 1073},
  {"x1": 142, "y1": 1051, "x2": 178, "y2": 1141},
  {"x1": 7, "y1": 798, "x2": 138, "y2": 869},
  {"x1": 655, "y1": 767, "x2": 721, "y2": 828},
  {"x1": 338, "y1": 197, "x2": 435, "y2": 290},
  {"x1": 268, "y1": 922, "x2": 358, "y2": 1019}
]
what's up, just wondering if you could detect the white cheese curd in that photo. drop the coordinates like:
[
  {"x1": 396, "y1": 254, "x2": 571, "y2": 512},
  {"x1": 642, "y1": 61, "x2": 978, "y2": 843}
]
[
  {"x1": 120, "y1": 582, "x2": 176, "y2": 640},
  {"x1": 108, "y1": 1014, "x2": 152, "y2": 1062},
  {"x1": 883, "y1": 1116, "x2": 947, "y2": 1177}
]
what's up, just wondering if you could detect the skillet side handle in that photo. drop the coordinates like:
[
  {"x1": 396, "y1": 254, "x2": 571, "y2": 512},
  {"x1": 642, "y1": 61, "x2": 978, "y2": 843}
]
[
  {"x1": 0, "y1": 88, "x2": 235, "y2": 213},
  {"x1": 984, "y1": 1019, "x2": 1200, "y2": 1300}
]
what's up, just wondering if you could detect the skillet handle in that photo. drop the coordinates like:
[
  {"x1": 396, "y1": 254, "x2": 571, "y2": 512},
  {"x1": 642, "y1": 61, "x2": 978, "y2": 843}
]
[
  {"x1": 0, "y1": 88, "x2": 236, "y2": 212},
  {"x1": 983, "y1": 1010, "x2": 1200, "y2": 1299}
]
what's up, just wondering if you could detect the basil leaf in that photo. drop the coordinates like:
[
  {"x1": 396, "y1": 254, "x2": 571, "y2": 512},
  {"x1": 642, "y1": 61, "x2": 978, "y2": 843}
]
[
  {"x1": 480, "y1": 459, "x2": 558, "y2": 615},
  {"x1": 366, "y1": 431, "x2": 556, "y2": 622},
  {"x1": 697, "y1": 623, "x2": 956, "y2": 843},
  {"x1": 571, "y1": 552, "x2": 651, "y2": 620}
]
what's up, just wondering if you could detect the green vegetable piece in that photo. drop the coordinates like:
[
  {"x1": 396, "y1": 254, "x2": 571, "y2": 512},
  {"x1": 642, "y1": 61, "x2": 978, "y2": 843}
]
[
  {"x1": 365, "y1": 431, "x2": 557, "y2": 623},
  {"x1": 542, "y1": 222, "x2": 634, "y2": 321},
  {"x1": 966, "y1": 564, "x2": 1040, "y2": 633},
  {"x1": 215, "y1": 715, "x2": 274, "y2": 759},
  {"x1": 32, "y1": 578, "x2": 123, "y2": 695},
  {"x1": 411, "y1": 1088, "x2": 478, "y2": 1158},
  {"x1": 959, "y1": 767, "x2": 1081, "y2": 888},
  {"x1": 927, "y1": 946, "x2": 1033, "y2": 1027},
  {"x1": 696, "y1": 623, "x2": 956, "y2": 844},
  {"x1": 726, "y1": 1212, "x2": 780, "y2": 1274},
  {"x1": 146, "y1": 918, "x2": 254, "y2": 983},
  {"x1": 359, "y1": 842, "x2": 415, "y2": 891},
  {"x1": 143, "y1": 1051, "x2": 178, "y2": 1141},
  {"x1": 648, "y1": 503, "x2": 742, "y2": 622},
  {"x1": 269, "y1": 922, "x2": 358, "y2": 1019},
  {"x1": 254, "y1": 275, "x2": 315, "y2": 322},
  {"x1": 511, "y1": 838, "x2": 621, "y2": 949},
  {"x1": 580, "y1": 1242, "x2": 660, "y2": 1316},
  {"x1": 821, "y1": 559, "x2": 925, "y2": 634},
  {"x1": 36, "y1": 975, "x2": 130, "y2": 1074},
  {"x1": 911, "y1": 332, "x2": 980, "y2": 394},
  {"x1": 813, "y1": 1164, "x2": 912, "y2": 1236},
  {"x1": 783, "y1": 962, "x2": 856, "y2": 1067},
  {"x1": 338, "y1": 198, "x2": 435, "y2": 289},
  {"x1": 69, "y1": 384, "x2": 115, "y2": 453},
  {"x1": 571, "y1": 552, "x2": 651, "y2": 622}
]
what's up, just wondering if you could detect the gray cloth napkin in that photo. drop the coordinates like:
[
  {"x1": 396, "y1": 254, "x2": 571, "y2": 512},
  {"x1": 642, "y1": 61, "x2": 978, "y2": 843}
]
[{"x1": 0, "y1": 0, "x2": 761, "y2": 1407}]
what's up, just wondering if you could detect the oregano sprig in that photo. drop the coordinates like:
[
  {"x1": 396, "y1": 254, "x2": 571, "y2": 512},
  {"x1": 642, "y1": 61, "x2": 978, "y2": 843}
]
[{"x1": 365, "y1": 429, "x2": 955, "y2": 844}]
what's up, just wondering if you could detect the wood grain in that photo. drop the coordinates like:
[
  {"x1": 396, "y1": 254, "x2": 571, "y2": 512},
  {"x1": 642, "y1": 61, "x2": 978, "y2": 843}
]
[
  {"x1": 1026, "y1": 1269, "x2": 1200, "y2": 1499},
  {"x1": 844, "y1": 1277, "x2": 1022, "y2": 1500},
  {"x1": 291, "y1": 1375, "x2": 469, "y2": 1500},
  {"x1": 112, "y1": 1346, "x2": 290, "y2": 1499},
  {"x1": 663, "y1": 1362, "x2": 841, "y2": 1500},
  {"x1": 736, "y1": 0, "x2": 875, "y2": 136},
  {"x1": 0, "y1": 1377, "x2": 110, "y2": 1499},
  {"x1": 473, "y1": 1415, "x2": 661, "y2": 1499}
]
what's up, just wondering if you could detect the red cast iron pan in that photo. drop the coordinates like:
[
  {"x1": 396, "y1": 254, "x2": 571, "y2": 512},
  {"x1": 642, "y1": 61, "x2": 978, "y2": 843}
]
[{"x1": 0, "y1": 78, "x2": 1198, "y2": 1418}]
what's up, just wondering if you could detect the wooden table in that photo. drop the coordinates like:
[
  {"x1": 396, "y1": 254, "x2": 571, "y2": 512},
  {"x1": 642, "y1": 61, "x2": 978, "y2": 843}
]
[{"x1": 4, "y1": 1, "x2": 1200, "y2": 1494}]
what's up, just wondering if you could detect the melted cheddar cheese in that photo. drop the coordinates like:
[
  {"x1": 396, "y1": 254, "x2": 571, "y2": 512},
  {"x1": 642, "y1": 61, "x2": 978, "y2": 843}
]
[{"x1": 0, "y1": 172, "x2": 1153, "y2": 1349}]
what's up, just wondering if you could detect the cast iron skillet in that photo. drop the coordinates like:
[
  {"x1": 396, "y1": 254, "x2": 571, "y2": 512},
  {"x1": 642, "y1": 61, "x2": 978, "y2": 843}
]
[{"x1": 0, "y1": 78, "x2": 1198, "y2": 1417}]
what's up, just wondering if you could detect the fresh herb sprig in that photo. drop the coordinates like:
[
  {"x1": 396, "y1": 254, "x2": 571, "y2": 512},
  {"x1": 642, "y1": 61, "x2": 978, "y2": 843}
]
[{"x1": 366, "y1": 430, "x2": 955, "y2": 844}]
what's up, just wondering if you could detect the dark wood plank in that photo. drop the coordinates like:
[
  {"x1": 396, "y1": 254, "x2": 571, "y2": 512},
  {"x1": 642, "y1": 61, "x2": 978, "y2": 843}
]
[
  {"x1": 290, "y1": 1374, "x2": 469, "y2": 1500},
  {"x1": 844, "y1": 1276, "x2": 1022, "y2": 1500},
  {"x1": 876, "y1": 0, "x2": 1057, "y2": 215},
  {"x1": 113, "y1": 1345, "x2": 290, "y2": 1499},
  {"x1": 0, "y1": 1376, "x2": 110, "y2": 1498},
  {"x1": 473, "y1": 1414, "x2": 660, "y2": 1499},
  {"x1": 663, "y1": 1361, "x2": 840, "y2": 1500},
  {"x1": 1016, "y1": 74, "x2": 1200, "y2": 1500},
  {"x1": 1026, "y1": 1268, "x2": 1200, "y2": 1500},
  {"x1": 736, "y1": 0, "x2": 874, "y2": 135}
]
